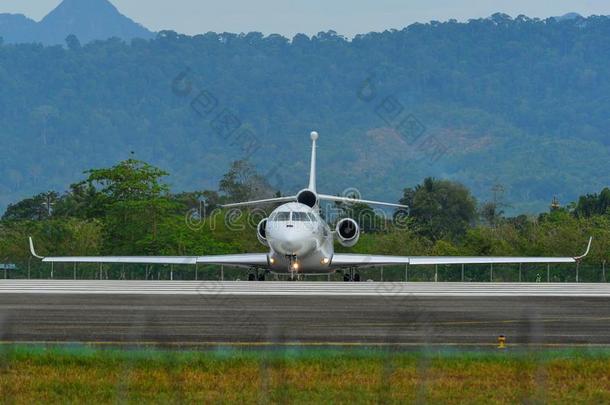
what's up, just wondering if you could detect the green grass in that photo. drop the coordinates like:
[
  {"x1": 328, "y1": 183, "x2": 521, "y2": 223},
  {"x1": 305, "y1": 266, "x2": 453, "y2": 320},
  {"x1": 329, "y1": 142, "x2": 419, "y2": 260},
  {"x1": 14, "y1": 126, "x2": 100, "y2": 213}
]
[{"x1": 1, "y1": 346, "x2": 610, "y2": 404}]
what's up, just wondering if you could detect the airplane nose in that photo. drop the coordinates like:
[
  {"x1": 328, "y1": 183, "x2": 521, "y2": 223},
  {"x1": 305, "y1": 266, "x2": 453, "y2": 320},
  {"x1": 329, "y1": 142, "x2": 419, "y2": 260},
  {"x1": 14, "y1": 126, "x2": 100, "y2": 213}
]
[
  {"x1": 279, "y1": 231, "x2": 305, "y2": 254},
  {"x1": 269, "y1": 225, "x2": 316, "y2": 256},
  {"x1": 281, "y1": 240, "x2": 301, "y2": 254}
]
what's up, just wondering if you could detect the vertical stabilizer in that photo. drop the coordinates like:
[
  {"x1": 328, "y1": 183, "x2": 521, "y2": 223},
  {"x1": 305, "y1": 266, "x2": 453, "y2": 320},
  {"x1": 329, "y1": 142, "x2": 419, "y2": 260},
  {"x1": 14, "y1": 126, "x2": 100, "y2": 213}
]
[{"x1": 308, "y1": 131, "x2": 318, "y2": 191}]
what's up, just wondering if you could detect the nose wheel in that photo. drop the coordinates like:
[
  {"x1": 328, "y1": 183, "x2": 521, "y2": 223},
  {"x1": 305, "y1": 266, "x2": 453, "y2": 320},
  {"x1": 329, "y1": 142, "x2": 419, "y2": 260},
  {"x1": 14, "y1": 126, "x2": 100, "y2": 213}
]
[{"x1": 287, "y1": 255, "x2": 299, "y2": 280}]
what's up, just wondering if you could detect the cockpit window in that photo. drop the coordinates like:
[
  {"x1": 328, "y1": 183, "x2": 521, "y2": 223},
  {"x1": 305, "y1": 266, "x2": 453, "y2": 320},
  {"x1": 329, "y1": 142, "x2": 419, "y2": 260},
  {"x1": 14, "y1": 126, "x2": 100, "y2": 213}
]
[
  {"x1": 307, "y1": 213, "x2": 317, "y2": 221},
  {"x1": 271, "y1": 212, "x2": 291, "y2": 221},
  {"x1": 292, "y1": 212, "x2": 311, "y2": 222}
]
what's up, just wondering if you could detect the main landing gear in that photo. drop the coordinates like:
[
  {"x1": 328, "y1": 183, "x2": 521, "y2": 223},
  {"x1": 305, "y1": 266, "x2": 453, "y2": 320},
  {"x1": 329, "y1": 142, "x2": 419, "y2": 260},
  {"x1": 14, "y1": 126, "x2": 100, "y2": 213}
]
[{"x1": 343, "y1": 268, "x2": 361, "y2": 282}]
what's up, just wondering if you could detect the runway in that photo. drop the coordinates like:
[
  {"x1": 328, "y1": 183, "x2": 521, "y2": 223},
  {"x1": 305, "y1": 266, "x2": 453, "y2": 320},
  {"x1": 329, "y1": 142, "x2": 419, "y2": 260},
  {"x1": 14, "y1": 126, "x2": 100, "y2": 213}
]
[
  {"x1": 1, "y1": 281, "x2": 610, "y2": 346},
  {"x1": 2, "y1": 280, "x2": 610, "y2": 296}
]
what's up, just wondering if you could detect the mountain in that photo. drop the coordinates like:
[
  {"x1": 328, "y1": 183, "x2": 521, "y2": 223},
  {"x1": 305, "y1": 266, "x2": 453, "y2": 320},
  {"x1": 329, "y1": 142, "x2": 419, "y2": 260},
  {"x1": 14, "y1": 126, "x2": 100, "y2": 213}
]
[
  {"x1": 554, "y1": 12, "x2": 583, "y2": 21},
  {"x1": 37, "y1": 0, "x2": 154, "y2": 45},
  {"x1": 0, "y1": 15, "x2": 609, "y2": 214},
  {"x1": 0, "y1": 14, "x2": 38, "y2": 43},
  {"x1": 0, "y1": 0, "x2": 154, "y2": 45}
]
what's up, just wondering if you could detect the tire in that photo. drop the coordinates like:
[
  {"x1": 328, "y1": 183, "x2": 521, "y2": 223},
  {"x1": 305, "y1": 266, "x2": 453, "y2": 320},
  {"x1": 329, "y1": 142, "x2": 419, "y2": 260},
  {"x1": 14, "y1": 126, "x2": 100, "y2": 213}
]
[
  {"x1": 248, "y1": 273, "x2": 256, "y2": 281},
  {"x1": 353, "y1": 273, "x2": 361, "y2": 282}
]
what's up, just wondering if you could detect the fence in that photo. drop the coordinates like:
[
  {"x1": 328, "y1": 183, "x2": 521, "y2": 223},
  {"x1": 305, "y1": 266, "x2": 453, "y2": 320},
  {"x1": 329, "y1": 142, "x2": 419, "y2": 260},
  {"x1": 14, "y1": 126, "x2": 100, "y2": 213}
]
[{"x1": 0, "y1": 260, "x2": 607, "y2": 283}]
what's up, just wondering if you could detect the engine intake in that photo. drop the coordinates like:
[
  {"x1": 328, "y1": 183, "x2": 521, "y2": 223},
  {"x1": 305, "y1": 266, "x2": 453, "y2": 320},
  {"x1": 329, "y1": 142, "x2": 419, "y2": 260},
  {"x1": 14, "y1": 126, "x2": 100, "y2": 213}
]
[
  {"x1": 297, "y1": 189, "x2": 318, "y2": 208},
  {"x1": 257, "y1": 218, "x2": 269, "y2": 247},
  {"x1": 335, "y1": 218, "x2": 360, "y2": 247}
]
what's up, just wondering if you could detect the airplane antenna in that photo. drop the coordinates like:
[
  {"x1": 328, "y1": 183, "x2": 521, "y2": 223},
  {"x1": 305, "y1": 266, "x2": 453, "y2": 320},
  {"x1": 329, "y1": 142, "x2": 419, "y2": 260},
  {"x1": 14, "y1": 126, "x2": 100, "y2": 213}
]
[{"x1": 308, "y1": 131, "x2": 318, "y2": 192}]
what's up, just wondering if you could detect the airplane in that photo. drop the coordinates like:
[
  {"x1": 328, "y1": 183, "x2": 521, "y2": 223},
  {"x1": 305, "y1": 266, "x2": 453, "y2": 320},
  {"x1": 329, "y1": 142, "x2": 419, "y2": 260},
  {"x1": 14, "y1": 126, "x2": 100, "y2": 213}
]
[{"x1": 29, "y1": 131, "x2": 592, "y2": 281}]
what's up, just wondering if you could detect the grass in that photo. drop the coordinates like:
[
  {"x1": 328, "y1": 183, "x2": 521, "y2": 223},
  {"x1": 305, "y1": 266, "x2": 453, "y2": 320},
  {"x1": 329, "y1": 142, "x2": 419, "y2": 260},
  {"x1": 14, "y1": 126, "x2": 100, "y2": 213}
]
[{"x1": 1, "y1": 346, "x2": 610, "y2": 404}]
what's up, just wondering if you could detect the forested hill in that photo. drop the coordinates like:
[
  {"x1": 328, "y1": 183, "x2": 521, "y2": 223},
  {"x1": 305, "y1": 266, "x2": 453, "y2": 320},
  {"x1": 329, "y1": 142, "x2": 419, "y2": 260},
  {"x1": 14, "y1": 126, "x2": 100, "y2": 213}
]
[
  {"x1": 0, "y1": 0, "x2": 153, "y2": 45},
  {"x1": 0, "y1": 13, "x2": 609, "y2": 214}
]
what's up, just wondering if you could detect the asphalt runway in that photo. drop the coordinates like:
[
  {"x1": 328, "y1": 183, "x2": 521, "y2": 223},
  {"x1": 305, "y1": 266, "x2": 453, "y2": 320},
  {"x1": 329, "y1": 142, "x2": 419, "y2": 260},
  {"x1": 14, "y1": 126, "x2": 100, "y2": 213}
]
[{"x1": 1, "y1": 281, "x2": 610, "y2": 346}]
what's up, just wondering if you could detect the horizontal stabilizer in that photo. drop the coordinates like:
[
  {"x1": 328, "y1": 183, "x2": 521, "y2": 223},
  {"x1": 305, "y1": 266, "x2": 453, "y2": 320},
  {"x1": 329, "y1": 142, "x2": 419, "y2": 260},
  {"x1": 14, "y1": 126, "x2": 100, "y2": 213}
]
[
  {"x1": 318, "y1": 194, "x2": 408, "y2": 209},
  {"x1": 221, "y1": 196, "x2": 296, "y2": 208}
]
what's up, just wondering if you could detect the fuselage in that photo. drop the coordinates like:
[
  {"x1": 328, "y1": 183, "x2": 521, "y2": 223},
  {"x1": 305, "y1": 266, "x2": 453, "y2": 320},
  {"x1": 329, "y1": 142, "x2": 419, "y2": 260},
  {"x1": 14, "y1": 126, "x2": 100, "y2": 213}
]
[{"x1": 265, "y1": 202, "x2": 334, "y2": 274}]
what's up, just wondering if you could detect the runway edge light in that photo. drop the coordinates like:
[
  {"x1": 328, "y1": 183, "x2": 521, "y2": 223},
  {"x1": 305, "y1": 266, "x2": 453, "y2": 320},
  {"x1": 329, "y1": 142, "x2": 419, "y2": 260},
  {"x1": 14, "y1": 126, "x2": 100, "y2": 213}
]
[{"x1": 497, "y1": 335, "x2": 507, "y2": 349}]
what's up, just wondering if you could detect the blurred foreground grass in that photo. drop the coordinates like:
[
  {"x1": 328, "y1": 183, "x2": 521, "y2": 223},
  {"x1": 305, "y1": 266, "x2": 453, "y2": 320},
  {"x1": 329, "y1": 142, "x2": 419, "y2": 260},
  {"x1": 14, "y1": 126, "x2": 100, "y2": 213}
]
[{"x1": 0, "y1": 346, "x2": 609, "y2": 404}]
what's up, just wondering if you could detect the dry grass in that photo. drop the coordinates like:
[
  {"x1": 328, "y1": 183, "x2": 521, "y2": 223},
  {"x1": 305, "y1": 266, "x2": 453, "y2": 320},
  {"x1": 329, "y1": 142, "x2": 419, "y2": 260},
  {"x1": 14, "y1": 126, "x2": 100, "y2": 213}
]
[{"x1": 0, "y1": 347, "x2": 609, "y2": 404}]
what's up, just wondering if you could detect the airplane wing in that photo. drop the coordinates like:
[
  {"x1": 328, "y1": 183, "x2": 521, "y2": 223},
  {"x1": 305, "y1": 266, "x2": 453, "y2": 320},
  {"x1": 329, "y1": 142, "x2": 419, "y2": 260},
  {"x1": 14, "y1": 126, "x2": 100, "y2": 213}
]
[
  {"x1": 196, "y1": 254, "x2": 269, "y2": 268},
  {"x1": 330, "y1": 237, "x2": 592, "y2": 268},
  {"x1": 29, "y1": 237, "x2": 268, "y2": 268}
]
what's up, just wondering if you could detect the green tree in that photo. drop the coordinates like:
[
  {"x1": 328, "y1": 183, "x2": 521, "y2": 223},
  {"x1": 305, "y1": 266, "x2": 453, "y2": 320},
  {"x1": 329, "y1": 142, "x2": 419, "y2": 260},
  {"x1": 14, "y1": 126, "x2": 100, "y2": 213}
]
[
  {"x1": 81, "y1": 159, "x2": 177, "y2": 254},
  {"x1": 2, "y1": 192, "x2": 58, "y2": 221},
  {"x1": 574, "y1": 188, "x2": 610, "y2": 218},
  {"x1": 334, "y1": 201, "x2": 387, "y2": 233},
  {"x1": 219, "y1": 160, "x2": 277, "y2": 203},
  {"x1": 480, "y1": 201, "x2": 505, "y2": 227},
  {"x1": 53, "y1": 183, "x2": 105, "y2": 219},
  {"x1": 400, "y1": 178, "x2": 477, "y2": 241}
]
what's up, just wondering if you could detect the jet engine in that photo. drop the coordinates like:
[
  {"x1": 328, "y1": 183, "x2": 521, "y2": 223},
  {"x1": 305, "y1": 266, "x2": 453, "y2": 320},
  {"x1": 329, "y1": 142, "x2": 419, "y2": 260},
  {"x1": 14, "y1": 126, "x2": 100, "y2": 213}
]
[
  {"x1": 335, "y1": 218, "x2": 360, "y2": 247},
  {"x1": 257, "y1": 218, "x2": 269, "y2": 247},
  {"x1": 297, "y1": 189, "x2": 318, "y2": 208}
]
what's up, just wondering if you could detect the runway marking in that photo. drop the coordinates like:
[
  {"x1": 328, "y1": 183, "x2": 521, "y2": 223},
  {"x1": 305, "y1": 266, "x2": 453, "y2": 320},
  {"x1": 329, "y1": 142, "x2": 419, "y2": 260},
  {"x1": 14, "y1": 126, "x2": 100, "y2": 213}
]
[
  {"x1": 3, "y1": 281, "x2": 610, "y2": 297},
  {"x1": 324, "y1": 316, "x2": 610, "y2": 328}
]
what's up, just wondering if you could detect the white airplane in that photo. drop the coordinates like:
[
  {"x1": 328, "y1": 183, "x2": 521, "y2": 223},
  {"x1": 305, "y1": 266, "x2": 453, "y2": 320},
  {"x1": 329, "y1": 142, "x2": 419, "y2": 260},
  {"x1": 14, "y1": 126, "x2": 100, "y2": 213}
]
[{"x1": 29, "y1": 131, "x2": 592, "y2": 281}]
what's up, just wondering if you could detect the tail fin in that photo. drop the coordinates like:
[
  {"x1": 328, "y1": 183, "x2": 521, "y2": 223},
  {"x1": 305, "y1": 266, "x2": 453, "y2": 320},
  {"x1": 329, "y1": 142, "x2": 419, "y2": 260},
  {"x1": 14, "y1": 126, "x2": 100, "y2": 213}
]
[{"x1": 308, "y1": 131, "x2": 318, "y2": 192}]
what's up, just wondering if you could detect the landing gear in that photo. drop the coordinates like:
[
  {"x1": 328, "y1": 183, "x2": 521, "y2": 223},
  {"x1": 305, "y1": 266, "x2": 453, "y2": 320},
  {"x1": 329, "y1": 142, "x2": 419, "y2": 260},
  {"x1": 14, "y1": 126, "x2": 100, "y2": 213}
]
[
  {"x1": 343, "y1": 268, "x2": 361, "y2": 282},
  {"x1": 287, "y1": 255, "x2": 299, "y2": 280}
]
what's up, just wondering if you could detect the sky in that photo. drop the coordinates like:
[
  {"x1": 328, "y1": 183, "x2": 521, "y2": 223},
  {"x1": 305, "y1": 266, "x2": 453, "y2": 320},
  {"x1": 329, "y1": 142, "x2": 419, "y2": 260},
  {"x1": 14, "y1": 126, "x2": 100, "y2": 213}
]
[{"x1": 2, "y1": 0, "x2": 610, "y2": 37}]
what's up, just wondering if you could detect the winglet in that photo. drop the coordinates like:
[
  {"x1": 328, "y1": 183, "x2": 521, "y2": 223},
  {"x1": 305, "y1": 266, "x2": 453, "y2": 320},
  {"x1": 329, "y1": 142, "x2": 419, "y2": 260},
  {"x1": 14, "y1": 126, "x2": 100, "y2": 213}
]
[
  {"x1": 29, "y1": 237, "x2": 44, "y2": 259},
  {"x1": 575, "y1": 236, "x2": 593, "y2": 261}
]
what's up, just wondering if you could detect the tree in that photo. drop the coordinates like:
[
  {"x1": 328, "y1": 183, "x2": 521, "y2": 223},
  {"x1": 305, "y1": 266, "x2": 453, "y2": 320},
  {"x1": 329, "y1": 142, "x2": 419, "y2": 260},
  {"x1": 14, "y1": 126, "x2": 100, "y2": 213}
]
[
  {"x1": 219, "y1": 160, "x2": 277, "y2": 203},
  {"x1": 80, "y1": 159, "x2": 177, "y2": 254},
  {"x1": 172, "y1": 190, "x2": 222, "y2": 220},
  {"x1": 53, "y1": 182, "x2": 104, "y2": 219},
  {"x1": 2, "y1": 19, "x2": 610, "y2": 214},
  {"x1": 65, "y1": 34, "x2": 81, "y2": 51},
  {"x1": 1, "y1": 157, "x2": 609, "y2": 275},
  {"x1": 333, "y1": 201, "x2": 387, "y2": 233},
  {"x1": 480, "y1": 201, "x2": 504, "y2": 227},
  {"x1": 2, "y1": 192, "x2": 59, "y2": 221},
  {"x1": 400, "y1": 178, "x2": 477, "y2": 240},
  {"x1": 574, "y1": 188, "x2": 610, "y2": 218}
]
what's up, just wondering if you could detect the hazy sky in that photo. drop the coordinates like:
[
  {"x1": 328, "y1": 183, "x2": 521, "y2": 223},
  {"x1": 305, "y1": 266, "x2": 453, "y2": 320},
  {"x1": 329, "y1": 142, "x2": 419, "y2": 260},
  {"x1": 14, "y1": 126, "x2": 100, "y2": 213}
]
[{"x1": 3, "y1": 0, "x2": 610, "y2": 37}]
